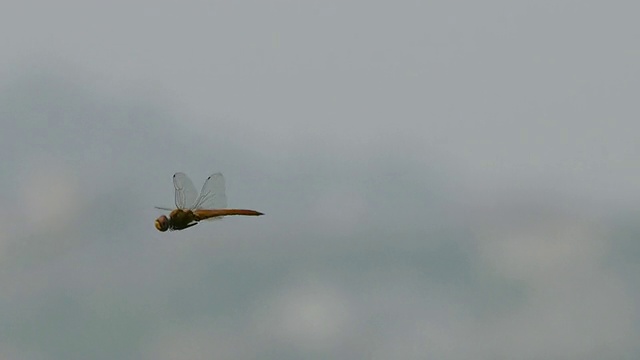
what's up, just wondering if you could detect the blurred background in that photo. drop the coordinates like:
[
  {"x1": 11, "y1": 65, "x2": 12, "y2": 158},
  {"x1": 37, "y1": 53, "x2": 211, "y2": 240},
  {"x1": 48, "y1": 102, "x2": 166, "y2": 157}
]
[{"x1": 1, "y1": 0, "x2": 639, "y2": 359}]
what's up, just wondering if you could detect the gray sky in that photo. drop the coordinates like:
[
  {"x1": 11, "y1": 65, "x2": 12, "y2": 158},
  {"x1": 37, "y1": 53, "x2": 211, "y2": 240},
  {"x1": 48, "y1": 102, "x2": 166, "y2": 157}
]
[{"x1": 1, "y1": 1, "x2": 639, "y2": 359}]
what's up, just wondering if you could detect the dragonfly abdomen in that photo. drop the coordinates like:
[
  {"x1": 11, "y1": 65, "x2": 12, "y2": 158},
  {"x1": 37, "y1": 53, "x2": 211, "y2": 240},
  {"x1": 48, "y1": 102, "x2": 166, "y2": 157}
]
[{"x1": 193, "y1": 209, "x2": 264, "y2": 221}]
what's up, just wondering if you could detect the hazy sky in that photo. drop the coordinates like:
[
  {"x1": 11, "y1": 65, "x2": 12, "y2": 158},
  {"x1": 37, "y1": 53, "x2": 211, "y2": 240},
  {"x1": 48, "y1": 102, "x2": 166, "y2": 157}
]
[{"x1": 1, "y1": 1, "x2": 639, "y2": 359}]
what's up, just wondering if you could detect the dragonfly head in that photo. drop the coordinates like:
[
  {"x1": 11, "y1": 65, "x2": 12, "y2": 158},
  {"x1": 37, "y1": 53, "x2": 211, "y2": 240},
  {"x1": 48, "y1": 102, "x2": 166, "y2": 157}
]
[{"x1": 155, "y1": 215, "x2": 170, "y2": 232}]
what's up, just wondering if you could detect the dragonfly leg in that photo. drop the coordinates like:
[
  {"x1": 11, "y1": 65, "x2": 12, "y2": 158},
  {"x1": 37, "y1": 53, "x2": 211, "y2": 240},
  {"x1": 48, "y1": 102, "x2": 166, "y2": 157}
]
[{"x1": 184, "y1": 222, "x2": 198, "y2": 229}]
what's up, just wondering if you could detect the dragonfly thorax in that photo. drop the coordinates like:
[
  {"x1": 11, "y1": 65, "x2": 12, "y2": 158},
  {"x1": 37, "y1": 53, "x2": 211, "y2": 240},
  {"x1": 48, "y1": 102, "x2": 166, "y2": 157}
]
[{"x1": 168, "y1": 209, "x2": 197, "y2": 230}]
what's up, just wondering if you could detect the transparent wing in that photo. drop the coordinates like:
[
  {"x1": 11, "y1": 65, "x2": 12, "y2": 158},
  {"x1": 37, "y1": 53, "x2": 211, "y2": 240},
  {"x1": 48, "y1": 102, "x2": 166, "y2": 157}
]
[
  {"x1": 154, "y1": 206, "x2": 173, "y2": 211},
  {"x1": 191, "y1": 172, "x2": 227, "y2": 210},
  {"x1": 173, "y1": 172, "x2": 199, "y2": 209}
]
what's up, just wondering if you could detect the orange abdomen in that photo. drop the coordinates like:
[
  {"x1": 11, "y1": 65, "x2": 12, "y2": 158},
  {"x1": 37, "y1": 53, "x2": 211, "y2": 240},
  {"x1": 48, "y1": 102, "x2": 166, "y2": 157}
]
[{"x1": 193, "y1": 209, "x2": 264, "y2": 221}]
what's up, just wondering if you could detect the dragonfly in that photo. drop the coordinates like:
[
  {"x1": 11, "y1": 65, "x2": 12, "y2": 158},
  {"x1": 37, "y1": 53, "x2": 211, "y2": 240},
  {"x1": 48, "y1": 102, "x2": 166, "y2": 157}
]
[{"x1": 155, "y1": 172, "x2": 263, "y2": 231}]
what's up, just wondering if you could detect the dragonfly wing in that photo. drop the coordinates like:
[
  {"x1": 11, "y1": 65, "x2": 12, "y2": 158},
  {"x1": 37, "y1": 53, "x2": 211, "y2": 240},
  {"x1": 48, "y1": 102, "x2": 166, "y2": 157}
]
[
  {"x1": 192, "y1": 172, "x2": 228, "y2": 210},
  {"x1": 173, "y1": 172, "x2": 199, "y2": 209},
  {"x1": 154, "y1": 206, "x2": 173, "y2": 211}
]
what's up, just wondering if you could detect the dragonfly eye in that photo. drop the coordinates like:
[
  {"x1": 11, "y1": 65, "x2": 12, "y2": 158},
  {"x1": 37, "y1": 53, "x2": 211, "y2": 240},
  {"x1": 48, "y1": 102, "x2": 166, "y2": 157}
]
[{"x1": 155, "y1": 215, "x2": 169, "y2": 232}]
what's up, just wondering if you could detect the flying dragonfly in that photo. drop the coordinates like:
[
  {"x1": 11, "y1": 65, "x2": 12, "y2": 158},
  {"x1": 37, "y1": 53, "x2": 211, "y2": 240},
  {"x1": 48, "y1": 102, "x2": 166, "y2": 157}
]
[{"x1": 155, "y1": 172, "x2": 263, "y2": 231}]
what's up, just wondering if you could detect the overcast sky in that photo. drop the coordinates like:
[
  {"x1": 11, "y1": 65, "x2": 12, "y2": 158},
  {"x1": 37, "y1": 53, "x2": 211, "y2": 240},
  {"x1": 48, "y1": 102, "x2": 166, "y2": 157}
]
[{"x1": 1, "y1": 1, "x2": 639, "y2": 359}]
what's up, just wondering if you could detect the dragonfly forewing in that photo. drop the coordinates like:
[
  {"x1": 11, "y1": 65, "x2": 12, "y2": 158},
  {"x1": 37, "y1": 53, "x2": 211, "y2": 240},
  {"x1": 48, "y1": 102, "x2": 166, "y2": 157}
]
[{"x1": 173, "y1": 172, "x2": 199, "y2": 209}]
